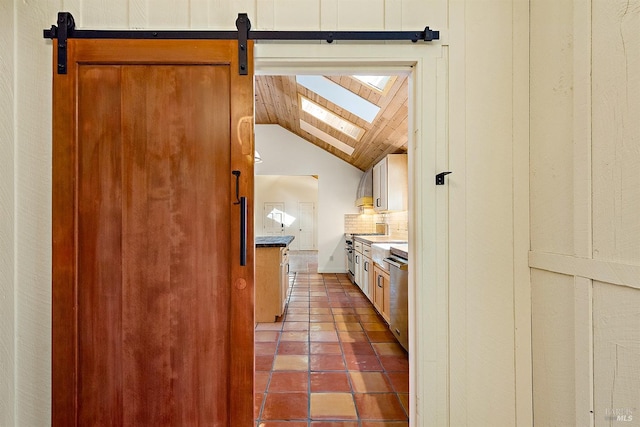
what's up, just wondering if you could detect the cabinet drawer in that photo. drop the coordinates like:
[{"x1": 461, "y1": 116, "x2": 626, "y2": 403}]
[
  {"x1": 354, "y1": 241, "x2": 363, "y2": 252},
  {"x1": 362, "y1": 244, "x2": 371, "y2": 256}
]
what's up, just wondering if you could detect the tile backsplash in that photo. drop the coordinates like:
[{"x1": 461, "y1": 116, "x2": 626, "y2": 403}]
[
  {"x1": 344, "y1": 211, "x2": 408, "y2": 240},
  {"x1": 380, "y1": 211, "x2": 409, "y2": 239},
  {"x1": 344, "y1": 213, "x2": 376, "y2": 234}
]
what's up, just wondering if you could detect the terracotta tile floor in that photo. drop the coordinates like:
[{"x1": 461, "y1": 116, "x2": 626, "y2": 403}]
[{"x1": 255, "y1": 271, "x2": 409, "y2": 426}]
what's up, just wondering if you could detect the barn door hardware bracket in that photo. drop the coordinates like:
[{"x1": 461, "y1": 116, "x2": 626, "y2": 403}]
[
  {"x1": 236, "y1": 13, "x2": 250, "y2": 75},
  {"x1": 45, "y1": 12, "x2": 75, "y2": 74},
  {"x1": 435, "y1": 171, "x2": 452, "y2": 185}
]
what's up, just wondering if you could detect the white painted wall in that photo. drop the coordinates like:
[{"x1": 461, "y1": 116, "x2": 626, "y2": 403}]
[
  {"x1": 255, "y1": 175, "x2": 319, "y2": 251},
  {"x1": 447, "y1": 0, "x2": 531, "y2": 425},
  {"x1": 530, "y1": 0, "x2": 640, "y2": 425},
  {"x1": 255, "y1": 125, "x2": 359, "y2": 271},
  {"x1": 0, "y1": 1, "x2": 15, "y2": 426}
]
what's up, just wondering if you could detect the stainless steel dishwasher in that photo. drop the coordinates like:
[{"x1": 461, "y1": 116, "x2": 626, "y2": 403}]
[{"x1": 385, "y1": 254, "x2": 409, "y2": 351}]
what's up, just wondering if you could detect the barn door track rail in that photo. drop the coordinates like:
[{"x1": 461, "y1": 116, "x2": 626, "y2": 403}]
[{"x1": 44, "y1": 12, "x2": 439, "y2": 75}]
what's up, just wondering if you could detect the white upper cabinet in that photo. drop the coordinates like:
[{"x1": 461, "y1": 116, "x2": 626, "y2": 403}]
[{"x1": 373, "y1": 154, "x2": 408, "y2": 212}]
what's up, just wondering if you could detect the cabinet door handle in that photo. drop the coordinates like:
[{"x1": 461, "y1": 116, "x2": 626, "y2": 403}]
[
  {"x1": 364, "y1": 261, "x2": 369, "y2": 272},
  {"x1": 377, "y1": 275, "x2": 382, "y2": 288}
]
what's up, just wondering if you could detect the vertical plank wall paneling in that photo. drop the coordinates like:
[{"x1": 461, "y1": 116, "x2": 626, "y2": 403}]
[
  {"x1": 512, "y1": 0, "x2": 533, "y2": 423},
  {"x1": 0, "y1": 0, "x2": 16, "y2": 425},
  {"x1": 146, "y1": 0, "x2": 190, "y2": 27},
  {"x1": 591, "y1": 0, "x2": 640, "y2": 424},
  {"x1": 256, "y1": 0, "x2": 275, "y2": 29},
  {"x1": 531, "y1": 269, "x2": 577, "y2": 426},
  {"x1": 82, "y1": 0, "x2": 128, "y2": 27},
  {"x1": 384, "y1": 0, "x2": 402, "y2": 29},
  {"x1": 204, "y1": 0, "x2": 256, "y2": 30},
  {"x1": 592, "y1": 0, "x2": 640, "y2": 266},
  {"x1": 530, "y1": 0, "x2": 640, "y2": 425},
  {"x1": 530, "y1": 0, "x2": 574, "y2": 256},
  {"x1": 336, "y1": 0, "x2": 385, "y2": 29},
  {"x1": 450, "y1": 0, "x2": 520, "y2": 424},
  {"x1": 273, "y1": 0, "x2": 320, "y2": 29},
  {"x1": 15, "y1": 0, "x2": 63, "y2": 425},
  {"x1": 593, "y1": 282, "x2": 640, "y2": 426},
  {"x1": 530, "y1": 0, "x2": 579, "y2": 424}
]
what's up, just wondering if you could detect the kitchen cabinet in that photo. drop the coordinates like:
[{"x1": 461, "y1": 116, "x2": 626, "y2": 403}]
[
  {"x1": 354, "y1": 240, "x2": 373, "y2": 299},
  {"x1": 362, "y1": 257, "x2": 373, "y2": 300},
  {"x1": 361, "y1": 244, "x2": 373, "y2": 300},
  {"x1": 354, "y1": 241, "x2": 362, "y2": 288},
  {"x1": 255, "y1": 236, "x2": 293, "y2": 322},
  {"x1": 373, "y1": 264, "x2": 391, "y2": 323},
  {"x1": 372, "y1": 154, "x2": 408, "y2": 212}
]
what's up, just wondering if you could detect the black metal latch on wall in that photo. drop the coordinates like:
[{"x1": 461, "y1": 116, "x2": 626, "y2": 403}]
[
  {"x1": 435, "y1": 171, "x2": 452, "y2": 185},
  {"x1": 44, "y1": 12, "x2": 440, "y2": 75}
]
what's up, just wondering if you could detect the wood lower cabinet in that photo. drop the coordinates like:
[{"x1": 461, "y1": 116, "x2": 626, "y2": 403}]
[
  {"x1": 362, "y1": 255, "x2": 373, "y2": 300},
  {"x1": 373, "y1": 264, "x2": 391, "y2": 323},
  {"x1": 256, "y1": 246, "x2": 291, "y2": 322}
]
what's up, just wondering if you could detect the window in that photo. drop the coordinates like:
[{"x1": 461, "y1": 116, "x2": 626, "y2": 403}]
[{"x1": 299, "y1": 95, "x2": 364, "y2": 141}]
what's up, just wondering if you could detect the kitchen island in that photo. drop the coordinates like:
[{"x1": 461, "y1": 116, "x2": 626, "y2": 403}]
[{"x1": 255, "y1": 235, "x2": 294, "y2": 322}]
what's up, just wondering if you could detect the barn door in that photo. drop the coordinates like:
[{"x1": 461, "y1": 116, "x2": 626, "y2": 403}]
[{"x1": 51, "y1": 39, "x2": 254, "y2": 426}]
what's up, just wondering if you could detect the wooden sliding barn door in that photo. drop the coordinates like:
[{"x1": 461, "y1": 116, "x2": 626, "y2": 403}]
[{"x1": 51, "y1": 39, "x2": 254, "y2": 426}]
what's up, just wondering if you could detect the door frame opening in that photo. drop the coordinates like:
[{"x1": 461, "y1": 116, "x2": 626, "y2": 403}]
[{"x1": 255, "y1": 42, "x2": 448, "y2": 426}]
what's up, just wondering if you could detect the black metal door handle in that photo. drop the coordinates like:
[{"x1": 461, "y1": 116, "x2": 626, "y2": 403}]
[
  {"x1": 239, "y1": 196, "x2": 247, "y2": 266},
  {"x1": 233, "y1": 170, "x2": 247, "y2": 266}
]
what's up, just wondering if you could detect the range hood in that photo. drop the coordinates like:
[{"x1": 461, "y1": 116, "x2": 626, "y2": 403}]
[{"x1": 355, "y1": 168, "x2": 373, "y2": 207}]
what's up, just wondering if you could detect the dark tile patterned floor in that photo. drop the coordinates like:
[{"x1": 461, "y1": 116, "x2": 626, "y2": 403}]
[{"x1": 255, "y1": 271, "x2": 409, "y2": 426}]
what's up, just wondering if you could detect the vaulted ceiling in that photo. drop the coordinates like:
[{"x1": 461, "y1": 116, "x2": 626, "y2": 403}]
[{"x1": 254, "y1": 75, "x2": 408, "y2": 172}]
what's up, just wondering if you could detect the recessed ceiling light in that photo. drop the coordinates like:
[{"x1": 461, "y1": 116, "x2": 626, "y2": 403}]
[
  {"x1": 299, "y1": 95, "x2": 364, "y2": 141},
  {"x1": 296, "y1": 75, "x2": 381, "y2": 123}
]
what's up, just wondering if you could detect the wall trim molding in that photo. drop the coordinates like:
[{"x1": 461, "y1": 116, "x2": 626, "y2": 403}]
[
  {"x1": 255, "y1": 42, "x2": 449, "y2": 427},
  {"x1": 529, "y1": 251, "x2": 640, "y2": 290}
]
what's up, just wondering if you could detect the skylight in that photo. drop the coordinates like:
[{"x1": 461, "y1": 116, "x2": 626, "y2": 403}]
[
  {"x1": 299, "y1": 95, "x2": 364, "y2": 141},
  {"x1": 296, "y1": 75, "x2": 381, "y2": 123},
  {"x1": 353, "y1": 75, "x2": 396, "y2": 94},
  {"x1": 299, "y1": 120, "x2": 355, "y2": 156}
]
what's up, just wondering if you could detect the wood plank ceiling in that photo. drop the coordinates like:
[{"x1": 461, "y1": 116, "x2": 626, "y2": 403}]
[{"x1": 255, "y1": 75, "x2": 408, "y2": 172}]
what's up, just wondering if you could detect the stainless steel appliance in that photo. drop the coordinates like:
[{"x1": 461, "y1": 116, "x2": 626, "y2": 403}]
[
  {"x1": 345, "y1": 229, "x2": 390, "y2": 285},
  {"x1": 345, "y1": 236, "x2": 355, "y2": 283},
  {"x1": 386, "y1": 253, "x2": 409, "y2": 351}
]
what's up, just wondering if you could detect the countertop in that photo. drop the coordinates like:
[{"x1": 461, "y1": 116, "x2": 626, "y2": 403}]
[
  {"x1": 255, "y1": 235, "x2": 295, "y2": 248},
  {"x1": 353, "y1": 235, "x2": 408, "y2": 245},
  {"x1": 390, "y1": 244, "x2": 409, "y2": 260}
]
